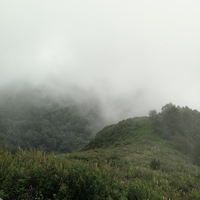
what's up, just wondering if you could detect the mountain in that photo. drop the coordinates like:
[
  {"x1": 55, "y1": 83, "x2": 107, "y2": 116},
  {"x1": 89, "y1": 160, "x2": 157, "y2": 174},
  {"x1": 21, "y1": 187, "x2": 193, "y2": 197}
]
[
  {"x1": 83, "y1": 103, "x2": 200, "y2": 154},
  {"x1": 0, "y1": 86, "x2": 104, "y2": 153},
  {"x1": 1, "y1": 102, "x2": 200, "y2": 199}
]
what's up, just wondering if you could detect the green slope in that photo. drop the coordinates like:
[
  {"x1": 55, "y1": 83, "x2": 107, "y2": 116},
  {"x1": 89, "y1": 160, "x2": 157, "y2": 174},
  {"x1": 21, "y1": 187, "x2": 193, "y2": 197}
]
[
  {"x1": 66, "y1": 115, "x2": 200, "y2": 199},
  {"x1": 77, "y1": 116, "x2": 197, "y2": 173},
  {"x1": 1, "y1": 103, "x2": 200, "y2": 199},
  {"x1": 82, "y1": 117, "x2": 154, "y2": 150}
]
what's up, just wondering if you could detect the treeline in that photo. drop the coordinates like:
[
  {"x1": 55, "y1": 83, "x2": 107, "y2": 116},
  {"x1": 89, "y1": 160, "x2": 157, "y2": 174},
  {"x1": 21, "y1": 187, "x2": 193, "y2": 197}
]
[
  {"x1": 0, "y1": 88, "x2": 103, "y2": 153},
  {"x1": 149, "y1": 103, "x2": 200, "y2": 164}
]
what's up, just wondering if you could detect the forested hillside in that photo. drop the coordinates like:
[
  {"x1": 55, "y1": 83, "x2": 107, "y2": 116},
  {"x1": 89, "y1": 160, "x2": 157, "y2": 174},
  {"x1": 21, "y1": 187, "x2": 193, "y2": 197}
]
[
  {"x1": 0, "y1": 87, "x2": 104, "y2": 153},
  {"x1": 1, "y1": 102, "x2": 200, "y2": 199},
  {"x1": 1, "y1": 104, "x2": 200, "y2": 199},
  {"x1": 149, "y1": 103, "x2": 200, "y2": 165},
  {"x1": 84, "y1": 103, "x2": 200, "y2": 166}
]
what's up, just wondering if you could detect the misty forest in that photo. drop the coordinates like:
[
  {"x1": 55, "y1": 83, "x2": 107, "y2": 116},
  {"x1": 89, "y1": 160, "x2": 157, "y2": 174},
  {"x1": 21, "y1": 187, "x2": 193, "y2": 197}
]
[
  {"x1": 0, "y1": 88, "x2": 103, "y2": 154},
  {"x1": 1, "y1": 86, "x2": 200, "y2": 199}
]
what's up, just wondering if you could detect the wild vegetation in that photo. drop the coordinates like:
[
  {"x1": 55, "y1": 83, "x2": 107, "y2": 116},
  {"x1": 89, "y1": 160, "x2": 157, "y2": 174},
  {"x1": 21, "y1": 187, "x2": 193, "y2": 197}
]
[
  {"x1": 0, "y1": 102, "x2": 200, "y2": 199},
  {"x1": 149, "y1": 103, "x2": 200, "y2": 164}
]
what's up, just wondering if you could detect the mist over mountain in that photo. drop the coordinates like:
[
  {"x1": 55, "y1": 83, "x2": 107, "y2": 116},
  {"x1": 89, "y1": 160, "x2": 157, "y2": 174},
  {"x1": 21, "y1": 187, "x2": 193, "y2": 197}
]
[
  {"x1": 1, "y1": 0, "x2": 200, "y2": 123},
  {"x1": 0, "y1": 84, "x2": 107, "y2": 153},
  {"x1": 1, "y1": 2, "x2": 200, "y2": 197}
]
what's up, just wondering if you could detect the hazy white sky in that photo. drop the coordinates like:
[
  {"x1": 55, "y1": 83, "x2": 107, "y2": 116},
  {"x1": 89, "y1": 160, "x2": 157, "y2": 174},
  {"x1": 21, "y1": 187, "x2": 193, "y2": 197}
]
[{"x1": 1, "y1": 0, "x2": 200, "y2": 120}]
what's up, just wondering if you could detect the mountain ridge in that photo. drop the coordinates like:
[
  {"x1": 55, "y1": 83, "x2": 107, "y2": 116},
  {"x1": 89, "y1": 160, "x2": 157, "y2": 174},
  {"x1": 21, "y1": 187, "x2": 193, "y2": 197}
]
[{"x1": 1, "y1": 102, "x2": 200, "y2": 199}]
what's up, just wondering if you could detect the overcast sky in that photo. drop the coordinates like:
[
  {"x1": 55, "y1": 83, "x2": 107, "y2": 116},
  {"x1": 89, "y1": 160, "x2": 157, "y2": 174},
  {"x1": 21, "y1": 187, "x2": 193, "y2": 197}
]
[{"x1": 1, "y1": 0, "x2": 200, "y2": 121}]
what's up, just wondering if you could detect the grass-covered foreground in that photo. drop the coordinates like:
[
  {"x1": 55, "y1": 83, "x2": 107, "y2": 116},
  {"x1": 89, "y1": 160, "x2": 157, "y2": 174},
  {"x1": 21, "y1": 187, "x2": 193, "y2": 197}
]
[{"x1": 1, "y1": 116, "x2": 200, "y2": 199}]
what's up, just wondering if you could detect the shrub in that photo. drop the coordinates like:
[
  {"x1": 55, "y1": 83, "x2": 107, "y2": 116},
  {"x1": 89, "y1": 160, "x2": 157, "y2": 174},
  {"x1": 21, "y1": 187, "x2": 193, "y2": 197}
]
[
  {"x1": 59, "y1": 163, "x2": 109, "y2": 200},
  {"x1": 127, "y1": 182, "x2": 163, "y2": 200},
  {"x1": 150, "y1": 158, "x2": 161, "y2": 170},
  {"x1": 0, "y1": 147, "x2": 118, "y2": 199},
  {"x1": 173, "y1": 135, "x2": 192, "y2": 155}
]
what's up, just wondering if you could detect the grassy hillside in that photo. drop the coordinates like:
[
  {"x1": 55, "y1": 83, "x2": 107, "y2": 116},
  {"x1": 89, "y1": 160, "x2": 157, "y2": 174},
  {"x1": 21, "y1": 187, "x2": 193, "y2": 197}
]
[
  {"x1": 77, "y1": 116, "x2": 199, "y2": 175},
  {"x1": 1, "y1": 113, "x2": 200, "y2": 199},
  {"x1": 69, "y1": 115, "x2": 200, "y2": 199},
  {"x1": 82, "y1": 117, "x2": 153, "y2": 150}
]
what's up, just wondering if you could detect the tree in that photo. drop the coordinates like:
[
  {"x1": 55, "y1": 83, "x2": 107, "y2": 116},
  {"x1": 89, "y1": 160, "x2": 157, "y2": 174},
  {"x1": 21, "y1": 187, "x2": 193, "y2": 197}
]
[
  {"x1": 148, "y1": 110, "x2": 157, "y2": 118},
  {"x1": 193, "y1": 138, "x2": 200, "y2": 166}
]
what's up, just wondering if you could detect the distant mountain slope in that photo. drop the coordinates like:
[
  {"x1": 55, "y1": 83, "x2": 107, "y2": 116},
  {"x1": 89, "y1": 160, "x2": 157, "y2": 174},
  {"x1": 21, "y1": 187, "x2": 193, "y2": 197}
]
[
  {"x1": 0, "y1": 86, "x2": 104, "y2": 153},
  {"x1": 82, "y1": 103, "x2": 200, "y2": 165},
  {"x1": 82, "y1": 117, "x2": 153, "y2": 150},
  {"x1": 67, "y1": 110, "x2": 200, "y2": 199}
]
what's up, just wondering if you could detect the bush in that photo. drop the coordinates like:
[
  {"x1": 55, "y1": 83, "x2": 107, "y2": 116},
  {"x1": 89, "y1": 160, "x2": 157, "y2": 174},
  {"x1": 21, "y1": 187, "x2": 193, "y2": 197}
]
[
  {"x1": 59, "y1": 163, "x2": 109, "y2": 200},
  {"x1": 0, "y1": 147, "x2": 118, "y2": 199},
  {"x1": 193, "y1": 138, "x2": 200, "y2": 166},
  {"x1": 150, "y1": 158, "x2": 161, "y2": 170},
  {"x1": 127, "y1": 182, "x2": 163, "y2": 200},
  {"x1": 173, "y1": 135, "x2": 192, "y2": 155}
]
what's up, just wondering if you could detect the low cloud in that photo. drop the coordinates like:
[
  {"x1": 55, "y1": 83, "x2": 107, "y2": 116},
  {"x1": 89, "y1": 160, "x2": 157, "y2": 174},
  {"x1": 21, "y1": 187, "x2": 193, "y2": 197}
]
[{"x1": 0, "y1": 0, "x2": 200, "y2": 124}]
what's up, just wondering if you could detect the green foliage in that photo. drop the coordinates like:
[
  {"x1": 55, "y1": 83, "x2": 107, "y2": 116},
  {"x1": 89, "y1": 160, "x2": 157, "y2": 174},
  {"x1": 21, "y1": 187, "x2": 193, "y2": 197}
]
[
  {"x1": 172, "y1": 134, "x2": 192, "y2": 155},
  {"x1": 0, "y1": 92, "x2": 102, "y2": 153},
  {"x1": 150, "y1": 158, "x2": 161, "y2": 170},
  {"x1": 59, "y1": 163, "x2": 109, "y2": 200},
  {"x1": 0, "y1": 190, "x2": 8, "y2": 199},
  {"x1": 127, "y1": 182, "x2": 163, "y2": 200},
  {"x1": 78, "y1": 112, "x2": 200, "y2": 199},
  {"x1": 0, "y1": 147, "x2": 122, "y2": 199},
  {"x1": 193, "y1": 137, "x2": 200, "y2": 166},
  {"x1": 148, "y1": 109, "x2": 157, "y2": 119},
  {"x1": 150, "y1": 103, "x2": 200, "y2": 160},
  {"x1": 82, "y1": 117, "x2": 151, "y2": 150},
  {"x1": 1, "y1": 102, "x2": 200, "y2": 199}
]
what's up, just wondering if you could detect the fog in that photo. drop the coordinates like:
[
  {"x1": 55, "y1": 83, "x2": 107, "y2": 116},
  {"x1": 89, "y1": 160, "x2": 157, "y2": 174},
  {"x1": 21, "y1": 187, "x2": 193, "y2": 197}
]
[{"x1": 1, "y1": 0, "x2": 200, "y2": 123}]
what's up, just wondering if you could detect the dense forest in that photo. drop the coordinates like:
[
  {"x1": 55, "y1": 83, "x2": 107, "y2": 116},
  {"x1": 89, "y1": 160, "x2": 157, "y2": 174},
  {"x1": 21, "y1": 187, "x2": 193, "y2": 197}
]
[{"x1": 0, "y1": 87, "x2": 104, "y2": 153}]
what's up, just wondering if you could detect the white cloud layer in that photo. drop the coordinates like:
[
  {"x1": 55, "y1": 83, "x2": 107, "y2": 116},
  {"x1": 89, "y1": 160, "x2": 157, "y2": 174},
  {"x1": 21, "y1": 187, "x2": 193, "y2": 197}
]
[{"x1": 1, "y1": 0, "x2": 200, "y2": 122}]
